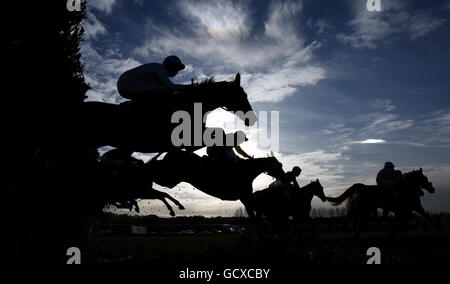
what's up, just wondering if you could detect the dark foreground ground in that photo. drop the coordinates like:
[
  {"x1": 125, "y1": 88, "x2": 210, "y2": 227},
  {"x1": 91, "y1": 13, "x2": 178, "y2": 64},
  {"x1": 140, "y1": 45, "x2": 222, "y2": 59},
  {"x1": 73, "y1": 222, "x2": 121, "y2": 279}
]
[
  {"x1": 82, "y1": 230, "x2": 450, "y2": 265},
  {"x1": 72, "y1": 213, "x2": 450, "y2": 271}
]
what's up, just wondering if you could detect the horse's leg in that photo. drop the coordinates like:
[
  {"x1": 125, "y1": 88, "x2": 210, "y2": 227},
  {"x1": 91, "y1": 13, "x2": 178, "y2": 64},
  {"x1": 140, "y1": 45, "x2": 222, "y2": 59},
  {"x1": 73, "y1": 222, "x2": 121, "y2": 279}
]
[
  {"x1": 380, "y1": 208, "x2": 391, "y2": 231},
  {"x1": 146, "y1": 189, "x2": 185, "y2": 211},
  {"x1": 141, "y1": 190, "x2": 177, "y2": 217},
  {"x1": 160, "y1": 198, "x2": 176, "y2": 217},
  {"x1": 159, "y1": 192, "x2": 185, "y2": 210},
  {"x1": 241, "y1": 197, "x2": 267, "y2": 239},
  {"x1": 353, "y1": 209, "x2": 365, "y2": 238},
  {"x1": 391, "y1": 210, "x2": 407, "y2": 236},
  {"x1": 354, "y1": 219, "x2": 361, "y2": 238},
  {"x1": 375, "y1": 209, "x2": 385, "y2": 232},
  {"x1": 132, "y1": 200, "x2": 140, "y2": 213}
]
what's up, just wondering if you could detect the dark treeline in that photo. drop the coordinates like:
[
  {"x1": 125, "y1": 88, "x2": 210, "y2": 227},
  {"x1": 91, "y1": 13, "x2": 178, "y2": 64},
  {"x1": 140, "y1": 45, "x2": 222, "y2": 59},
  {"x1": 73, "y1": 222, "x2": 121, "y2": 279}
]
[
  {"x1": 3, "y1": 1, "x2": 91, "y2": 262},
  {"x1": 95, "y1": 210, "x2": 450, "y2": 233},
  {"x1": 99, "y1": 212, "x2": 252, "y2": 226}
]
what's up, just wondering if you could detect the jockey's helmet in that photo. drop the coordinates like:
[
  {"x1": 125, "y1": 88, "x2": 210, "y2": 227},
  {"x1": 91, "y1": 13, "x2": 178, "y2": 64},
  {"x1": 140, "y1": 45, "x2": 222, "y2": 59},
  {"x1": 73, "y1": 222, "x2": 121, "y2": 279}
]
[
  {"x1": 385, "y1": 161, "x2": 395, "y2": 169},
  {"x1": 163, "y1": 55, "x2": 185, "y2": 71},
  {"x1": 292, "y1": 166, "x2": 302, "y2": 176}
]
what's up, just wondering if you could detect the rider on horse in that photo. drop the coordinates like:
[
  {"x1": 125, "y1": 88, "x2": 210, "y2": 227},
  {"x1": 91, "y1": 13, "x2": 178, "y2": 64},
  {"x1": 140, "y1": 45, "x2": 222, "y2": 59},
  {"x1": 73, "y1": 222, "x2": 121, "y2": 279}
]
[
  {"x1": 269, "y1": 166, "x2": 302, "y2": 198},
  {"x1": 283, "y1": 166, "x2": 302, "y2": 189},
  {"x1": 376, "y1": 161, "x2": 404, "y2": 200},
  {"x1": 117, "y1": 55, "x2": 187, "y2": 101}
]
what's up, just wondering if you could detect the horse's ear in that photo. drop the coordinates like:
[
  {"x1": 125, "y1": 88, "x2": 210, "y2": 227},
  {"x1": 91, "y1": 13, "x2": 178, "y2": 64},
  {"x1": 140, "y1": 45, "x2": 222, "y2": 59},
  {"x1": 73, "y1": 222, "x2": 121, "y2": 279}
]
[
  {"x1": 420, "y1": 168, "x2": 423, "y2": 172},
  {"x1": 235, "y1": 73, "x2": 241, "y2": 86},
  {"x1": 316, "y1": 179, "x2": 319, "y2": 183}
]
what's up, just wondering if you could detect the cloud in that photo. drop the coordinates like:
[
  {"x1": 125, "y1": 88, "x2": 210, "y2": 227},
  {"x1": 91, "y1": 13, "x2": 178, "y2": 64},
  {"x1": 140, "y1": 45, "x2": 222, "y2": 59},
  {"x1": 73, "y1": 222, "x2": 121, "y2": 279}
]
[
  {"x1": 363, "y1": 113, "x2": 414, "y2": 134},
  {"x1": 244, "y1": 64, "x2": 326, "y2": 103},
  {"x1": 264, "y1": 0, "x2": 303, "y2": 43},
  {"x1": 407, "y1": 13, "x2": 448, "y2": 40},
  {"x1": 443, "y1": 1, "x2": 450, "y2": 11},
  {"x1": 319, "y1": 109, "x2": 450, "y2": 150},
  {"x1": 338, "y1": 0, "x2": 446, "y2": 49},
  {"x1": 372, "y1": 99, "x2": 396, "y2": 112},
  {"x1": 83, "y1": 12, "x2": 107, "y2": 40},
  {"x1": 88, "y1": 0, "x2": 118, "y2": 14},
  {"x1": 354, "y1": 139, "x2": 387, "y2": 144},
  {"x1": 177, "y1": 0, "x2": 251, "y2": 40},
  {"x1": 306, "y1": 18, "x2": 332, "y2": 34},
  {"x1": 133, "y1": 0, "x2": 326, "y2": 103},
  {"x1": 81, "y1": 43, "x2": 141, "y2": 103},
  {"x1": 417, "y1": 110, "x2": 450, "y2": 146}
]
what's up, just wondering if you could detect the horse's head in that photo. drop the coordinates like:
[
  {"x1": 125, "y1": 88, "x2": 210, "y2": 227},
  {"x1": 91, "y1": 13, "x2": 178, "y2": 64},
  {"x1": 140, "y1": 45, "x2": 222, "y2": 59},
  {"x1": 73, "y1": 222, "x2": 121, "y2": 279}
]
[
  {"x1": 405, "y1": 168, "x2": 435, "y2": 194},
  {"x1": 262, "y1": 156, "x2": 286, "y2": 180},
  {"x1": 311, "y1": 179, "x2": 327, "y2": 202},
  {"x1": 219, "y1": 73, "x2": 257, "y2": 127}
]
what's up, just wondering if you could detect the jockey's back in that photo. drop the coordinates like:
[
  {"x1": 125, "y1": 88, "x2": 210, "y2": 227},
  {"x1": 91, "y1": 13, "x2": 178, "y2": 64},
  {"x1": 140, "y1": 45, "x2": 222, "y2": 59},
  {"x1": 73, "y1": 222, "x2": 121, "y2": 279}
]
[
  {"x1": 117, "y1": 63, "x2": 176, "y2": 101},
  {"x1": 376, "y1": 167, "x2": 397, "y2": 188},
  {"x1": 117, "y1": 56, "x2": 186, "y2": 101}
]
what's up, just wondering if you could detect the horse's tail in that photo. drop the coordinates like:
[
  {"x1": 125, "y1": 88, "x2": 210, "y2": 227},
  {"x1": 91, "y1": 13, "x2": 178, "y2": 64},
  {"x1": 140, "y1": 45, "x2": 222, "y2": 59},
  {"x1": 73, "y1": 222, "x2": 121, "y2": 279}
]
[{"x1": 327, "y1": 184, "x2": 363, "y2": 206}]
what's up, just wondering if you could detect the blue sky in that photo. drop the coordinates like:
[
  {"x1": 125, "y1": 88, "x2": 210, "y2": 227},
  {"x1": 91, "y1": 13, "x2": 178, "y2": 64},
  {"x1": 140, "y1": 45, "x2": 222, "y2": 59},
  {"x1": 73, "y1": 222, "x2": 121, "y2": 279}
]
[{"x1": 81, "y1": 0, "x2": 450, "y2": 216}]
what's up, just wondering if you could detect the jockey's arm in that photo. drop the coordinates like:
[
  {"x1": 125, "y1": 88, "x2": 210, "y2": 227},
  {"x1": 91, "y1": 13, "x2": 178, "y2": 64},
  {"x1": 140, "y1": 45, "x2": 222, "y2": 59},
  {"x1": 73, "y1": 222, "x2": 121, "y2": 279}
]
[
  {"x1": 155, "y1": 66, "x2": 187, "y2": 92},
  {"x1": 234, "y1": 146, "x2": 252, "y2": 159}
]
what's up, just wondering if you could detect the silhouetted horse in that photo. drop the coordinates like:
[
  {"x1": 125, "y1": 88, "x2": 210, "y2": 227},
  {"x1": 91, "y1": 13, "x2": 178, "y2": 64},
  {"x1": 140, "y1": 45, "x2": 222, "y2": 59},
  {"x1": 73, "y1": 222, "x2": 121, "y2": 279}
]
[
  {"x1": 147, "y1": 151, "x2": 286, "y2": 230},
  {"x1": 103, "y1": 179, "x2": 185, "y2": 217},
  {"x1": 251, "y1": 180, "x2": 327, "y2": 237},
  {"x1": 83, "y1": 154, "x2": 186, "y2": 239},
  {"x1": 327, "y1": 169, "x2": 436, "y2": 235},
  {"x1": 82, "y1": 74, "x2": 257, "y2": 153}
]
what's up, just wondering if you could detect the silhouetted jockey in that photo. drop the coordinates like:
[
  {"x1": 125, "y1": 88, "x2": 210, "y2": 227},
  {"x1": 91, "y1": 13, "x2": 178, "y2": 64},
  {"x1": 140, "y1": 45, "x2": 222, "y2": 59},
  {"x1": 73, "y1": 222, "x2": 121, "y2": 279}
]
[
  {"x1": 269, "y1": 166, "x2": 302, "y2": 198},
  {"x1": 284, "y1": 166, "x2": 302, "y2": 189},
  {"x1": 117, "y1": 55, "x2": 187, "y2": 101},
  {"x1": 376, "y1": 161, "x2": 403, "y2": 199},
  {"x1": 100, "y1": 148, "x2": 143, "y2": 212},
  {"x1": 207, "y1": 131, "x2": 253, "y2": 164}
]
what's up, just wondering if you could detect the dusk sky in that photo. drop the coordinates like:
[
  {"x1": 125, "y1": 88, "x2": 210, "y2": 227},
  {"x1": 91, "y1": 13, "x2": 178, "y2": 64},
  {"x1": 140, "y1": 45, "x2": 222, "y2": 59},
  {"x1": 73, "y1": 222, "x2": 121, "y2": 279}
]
[{"x1": 81, "y1": 0, "x2": 450, "y2": 216}]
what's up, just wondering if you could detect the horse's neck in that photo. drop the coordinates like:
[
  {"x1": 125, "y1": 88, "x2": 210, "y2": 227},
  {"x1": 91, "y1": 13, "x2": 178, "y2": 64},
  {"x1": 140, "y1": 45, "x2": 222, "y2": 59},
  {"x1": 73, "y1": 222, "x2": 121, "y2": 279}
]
[
  {"x1": 183, "y1": 85, "x2": 221, "y2": 108},
  {"x1": 251, "y1": 159, "x2": 279, "y2": 180},
  {"x1": 402, "y1": 175, "x2": 422, "y2": 195},
  {"x1": 404, "y1": 174, "x2": 419, "y2": 189},
  {"x1": 300, "y1": 184, "x2": 316, "y2": 201}
]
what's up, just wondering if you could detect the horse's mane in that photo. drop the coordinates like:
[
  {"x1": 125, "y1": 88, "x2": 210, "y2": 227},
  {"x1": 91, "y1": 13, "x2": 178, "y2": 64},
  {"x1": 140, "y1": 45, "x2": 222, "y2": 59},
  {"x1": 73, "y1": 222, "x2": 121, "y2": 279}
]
[
  {"x1": 302, "y1": 180, "x2": 320, "y2": 190},
  {"x1": 199, "y1": 77, "x2": 216, "y2": 86},
  {"x1": 404, "y1": 170, "x2": 422, "y2": 177}
]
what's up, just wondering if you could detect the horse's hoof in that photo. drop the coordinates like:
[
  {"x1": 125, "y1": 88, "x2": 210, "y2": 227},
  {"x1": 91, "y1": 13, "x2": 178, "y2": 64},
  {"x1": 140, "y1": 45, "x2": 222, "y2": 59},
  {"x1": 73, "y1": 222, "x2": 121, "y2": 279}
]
[
  {"x1": 170, "y1": 212, "x2": 176, "y2": 217},
  {"x1": 179, "y1": 205, "x2": 185, "y2": 210}
]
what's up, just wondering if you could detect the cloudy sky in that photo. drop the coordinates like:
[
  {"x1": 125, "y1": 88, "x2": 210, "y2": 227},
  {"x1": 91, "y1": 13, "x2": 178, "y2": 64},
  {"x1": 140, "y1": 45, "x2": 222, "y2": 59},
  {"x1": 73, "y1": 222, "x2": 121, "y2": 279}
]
[{"x1": 81, "y1": 0, "x2": 450, "y2": 217}]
